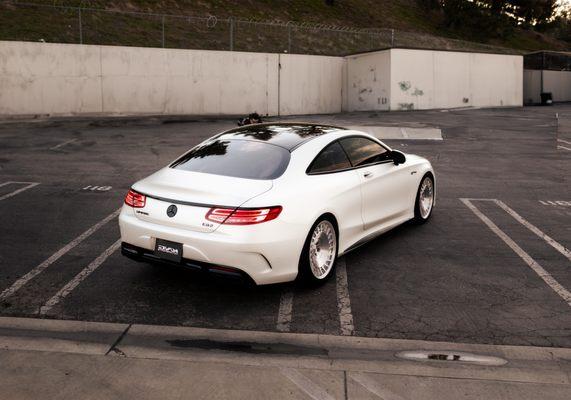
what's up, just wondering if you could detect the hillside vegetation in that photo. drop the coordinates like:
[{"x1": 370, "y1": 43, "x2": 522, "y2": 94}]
[{"x1": 1, "y1": 0, "x2": 569, "y2": 54}]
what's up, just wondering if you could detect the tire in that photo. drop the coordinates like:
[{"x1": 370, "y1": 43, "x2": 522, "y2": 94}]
[
  {"x1": 298, "y1": 217, "x2": 338, "y2": 285},
  {"x1": 413, "y1": 173, "x2": 435, "y2": 224}
]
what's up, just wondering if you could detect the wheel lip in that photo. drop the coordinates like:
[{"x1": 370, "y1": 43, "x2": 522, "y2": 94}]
[
  {"x1": 419, "y1": 176, "x2": 434, "y2": 219},
  {"x1": 308, "y1": 220, "x2": 337, "y2": 280}
]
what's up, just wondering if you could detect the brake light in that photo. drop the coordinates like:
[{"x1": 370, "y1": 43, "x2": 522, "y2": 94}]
[
  {"x1": 205, "y1": 206, "x2": 282, "y2": 225},
  {"x1": 124, "y1": 189, "x2": 146, "y2": 208}
]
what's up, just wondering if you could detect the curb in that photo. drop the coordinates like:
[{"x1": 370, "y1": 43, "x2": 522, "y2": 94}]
[{"x1": 1, "y1": 316, "x2": 570, "y2": 385}]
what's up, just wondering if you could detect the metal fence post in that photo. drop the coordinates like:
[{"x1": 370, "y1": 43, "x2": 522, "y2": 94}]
[
  {"x1": 161, "y1": 15, "x2": 165, "y2": 48},
  {"x1": 229, "y1": 18, "x2": 234, "y2": 51},
  {"x1": 287, "y1": 23, "x2": 292, "y2": 53},
  {"x1": 78, "y1": 7, "x2": 83, "y2": 44}
]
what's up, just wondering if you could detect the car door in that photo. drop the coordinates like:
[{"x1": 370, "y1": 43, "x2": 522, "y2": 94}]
[
  {"x1": 339, "y1": 136, "x2": 411, "y2": 231},
  {"x1": 307, "y1": 140, "x2": 363, "y2": 249}
]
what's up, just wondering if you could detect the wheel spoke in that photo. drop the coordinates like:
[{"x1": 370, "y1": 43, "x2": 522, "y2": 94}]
[
  {"x1": 309, "y1": 221, "x2": 336, "y2": 279},
  {"x1": 419, "y1": 177, "x2": 434, "y2": 219}
]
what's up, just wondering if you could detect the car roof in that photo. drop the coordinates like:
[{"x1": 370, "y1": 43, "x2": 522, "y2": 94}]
[{"x1": 217, "y1": 123, "x2": 347, "y2": 151}]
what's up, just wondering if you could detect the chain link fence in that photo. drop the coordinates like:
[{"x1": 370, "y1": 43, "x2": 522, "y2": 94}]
[
  {"x1": 524, "y1": 51, "x2": 571, "y2": 71},
  {"x1": 0, "y1": 1, "x2": 518, "y2": 56}
]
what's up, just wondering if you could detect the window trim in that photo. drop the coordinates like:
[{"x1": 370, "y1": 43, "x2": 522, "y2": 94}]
[{"x1": 306, "y1": 135, "x2": 393, "y2": 176}]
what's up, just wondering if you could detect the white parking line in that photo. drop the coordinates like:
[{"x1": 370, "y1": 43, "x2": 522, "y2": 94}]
[
  {"x1": 0, "y1": 181, "x2": 40, "y2": 201},
  {"x1": 39, "y1": 239, "x2": 121, "y2": 315},
  {"x1": 280, "y1": 368, "x2": 335, "y2": 400},
  {"x1": 276, "y1": 288, "x2": 294, "y2": 332},
  {"x1": 558, "y1": 138, "x2": 571, "y2": 145},
  {"x1": 558, "y1": 145, "x2": 571, "y2": 151},
  {"x1": 0, "y1": 208, "x2": 121, "y2": 301},
  {"x1": 336, "y1": 258, "x2": 355, "y2": 336},
  {"x1": 461, "y1": 198, "x2": 571, "y2": 307},
  {"x1": 493, "y1": 199, "x2": 571, "y2": 263},
  {"x1": 49, "y1": 138, "x2": 78, "y2": 150}
]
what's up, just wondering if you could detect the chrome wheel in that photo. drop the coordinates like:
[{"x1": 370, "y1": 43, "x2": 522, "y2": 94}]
[
  {"x1": 309, "y1": 220, "x2": 337, "y2": 279},
  {"x1": 419, "y1": 176, "x2": 434, "y2": 219}
]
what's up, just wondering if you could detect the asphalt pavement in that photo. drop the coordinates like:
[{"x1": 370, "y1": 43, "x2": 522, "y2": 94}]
[{"x1": 0, "y1": 105, "x2": 570, "y2": 349}]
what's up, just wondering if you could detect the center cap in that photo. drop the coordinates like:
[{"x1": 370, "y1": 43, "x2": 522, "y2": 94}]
[{"x1": 166, "y1": 204, "x2": 177, "y2": 218}]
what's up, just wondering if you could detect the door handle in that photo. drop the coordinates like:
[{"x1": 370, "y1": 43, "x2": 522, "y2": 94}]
[{"x1": 363, "y1": 171, "x2": 373, "y2": 178}]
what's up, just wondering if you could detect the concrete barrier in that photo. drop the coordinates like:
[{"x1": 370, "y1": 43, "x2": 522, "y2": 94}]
[
  {"x1": 346, "y1": 49, "x2": 523, "y2": 111},
  {"x1": 344, "y1": 50, "x2": 391, "y2": 112},
  {"x1": 523, "y1": 69, "x2": 541, "y2": 104},
  {"x1": 0, "y1": 41, "x2": 103, "y2": 115},
  {"x1": 0, "y1": 41, "x2": 343, "y2": 117},
  {"x1": 279, "y1": 54, "x2": 343, "y2": 115},
  {"x1": 0, "y1": 41, "x2": 523, "y2": 117}
]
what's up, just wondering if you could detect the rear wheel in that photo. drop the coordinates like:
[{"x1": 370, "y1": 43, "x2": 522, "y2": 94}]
[
  {"x1": 413, "y1": 174, "x2": 435, "y2": 223},
  {"x1": 298, "y1": 218, "x2": 337, "y2": 284}
]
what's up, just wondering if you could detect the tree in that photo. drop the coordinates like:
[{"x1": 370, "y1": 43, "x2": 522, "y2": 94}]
[
  {"x1": 507, "y1": 0, "x2": 557, "y2": 26},
  {"x1": 438, "y1": 0, "x2": 558, "y2": 26},
  {"x1": 416, "y1": 0, "x2": 441, "y2": 10},
  {"x1": 439, "y1": 0, "x2": 514, "y2": 39}
]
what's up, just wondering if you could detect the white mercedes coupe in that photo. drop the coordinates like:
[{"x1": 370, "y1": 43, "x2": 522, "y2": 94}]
[{"x1": 119, "y1": 123, "x2": 435, "y2": 285}]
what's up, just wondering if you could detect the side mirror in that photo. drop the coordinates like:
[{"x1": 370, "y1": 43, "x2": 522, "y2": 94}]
[{"x1": 391, "y1": 150, "x2": 406, "y2": 165}]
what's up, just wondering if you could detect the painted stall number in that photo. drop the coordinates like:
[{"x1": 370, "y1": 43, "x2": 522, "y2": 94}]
[
  {"x1": 83, "y1": 185, "x2": 112, "y2": 192},
  {"x1": 539, "y1": 200, "x2": 571, "y2": 207}
]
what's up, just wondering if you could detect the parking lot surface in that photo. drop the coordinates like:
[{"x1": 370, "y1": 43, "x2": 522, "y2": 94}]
[{"x1": 0, "y1": 105, "x2": 569, "y2": 347}]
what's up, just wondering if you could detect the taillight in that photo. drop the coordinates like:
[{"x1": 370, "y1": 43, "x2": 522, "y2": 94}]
[
  {"x1": 205, "y1": 206, "x2": 282, "y2": 225},
  {"x1": 124, "y1": 189, "x2": 146, "y2": 208}
]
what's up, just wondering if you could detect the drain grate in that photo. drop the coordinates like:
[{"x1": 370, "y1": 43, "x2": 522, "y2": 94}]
[{"x1": 396, "y1": 350, "x2": 507, "y2": 366}]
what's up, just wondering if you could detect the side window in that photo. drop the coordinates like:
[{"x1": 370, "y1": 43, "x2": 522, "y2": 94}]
[
  {"x1": 307, "y1": 142, "x2": 352, "y2": 174},
  {"x1": 340, "y1": 137, "x2": 390, "y2": 167}
]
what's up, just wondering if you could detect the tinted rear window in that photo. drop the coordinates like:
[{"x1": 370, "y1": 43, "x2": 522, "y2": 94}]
[{"x1": 170, "y1": 139, "x2": 290, "y2": 180}]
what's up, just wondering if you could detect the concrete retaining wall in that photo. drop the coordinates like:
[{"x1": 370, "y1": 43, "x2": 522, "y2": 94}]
[
  {"x1": 0, "y1": 41, "x2": 523, "y2": 116},
  {"x1": 100, "y1": 46, "x2": 280, "y2": 116},
  {"x1": 523, "y1": 69, "x2": 542, "y2": 104},
  {"x1": 543, "y1": 70, "x2": 571, "y2": 102},
  {"x1": 0, "y1": 41, "x2": 343, "y2": 117},
  {"x1": 345, "y1": 49, "x2": 523, "y2": 111},
  {"x1": 523, "y1": 69, "x2": 571, "y2": 104},
  {"x1": 344, "y1": 50, "x2": 391, "y2": 112},
  {"x1": 390, "y1": 49, "x2": 523, "y2": 110},
  {"x1": 0, "y1": 41, "x2": 103, "y2": 116},
  {"x1": 278, "y1": 54, "x2": 343, "y2": 115}
]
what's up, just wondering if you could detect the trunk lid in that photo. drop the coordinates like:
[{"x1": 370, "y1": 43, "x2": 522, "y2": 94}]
[{"x1": 131, "y1": 168, "x2": 273, "y2": 233}]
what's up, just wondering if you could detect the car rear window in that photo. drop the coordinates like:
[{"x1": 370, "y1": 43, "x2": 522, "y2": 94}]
[{"x1": 170, "y1": 139, "x2": 290, "y2": 180}]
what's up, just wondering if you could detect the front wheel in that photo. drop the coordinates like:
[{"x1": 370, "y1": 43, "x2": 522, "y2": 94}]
[
  {"x1": 413, "y1": 174, "x2": 435, "y2": 224},
  {"x1": 298, "y1": 218, "x2": 338, "y2": 284}
]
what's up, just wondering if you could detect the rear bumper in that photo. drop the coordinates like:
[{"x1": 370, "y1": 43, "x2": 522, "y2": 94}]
[
  {"x1": 119, "y1": 206, "x2": 301, "y2": 285},
  {"x1": 121, "y1": 242, "x2": 255, "y2": 284}
]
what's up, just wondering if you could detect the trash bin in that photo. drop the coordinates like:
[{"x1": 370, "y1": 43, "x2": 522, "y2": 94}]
[{"x1": 541, "y1": 92, "x2": 553, "y2": 105}]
